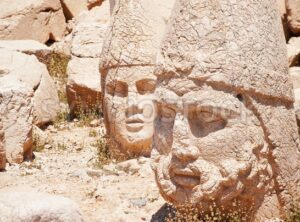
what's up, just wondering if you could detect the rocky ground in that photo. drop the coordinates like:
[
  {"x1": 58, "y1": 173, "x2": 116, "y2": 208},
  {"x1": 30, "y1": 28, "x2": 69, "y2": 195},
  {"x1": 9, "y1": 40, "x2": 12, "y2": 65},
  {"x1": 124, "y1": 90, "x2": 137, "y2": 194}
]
[{"x1": 0, "y1": 119, "x2": 170, "y2": 222}]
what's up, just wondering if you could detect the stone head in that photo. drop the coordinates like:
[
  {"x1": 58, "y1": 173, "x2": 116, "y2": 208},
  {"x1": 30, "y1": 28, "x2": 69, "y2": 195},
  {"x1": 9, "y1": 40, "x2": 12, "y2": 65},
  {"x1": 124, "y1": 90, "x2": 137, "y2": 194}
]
[
  {"x1": 152, "y1": 0, "x2": 300, "y2": 220},
  {"x1": 100, "y1": 0, "x2": 175, "y2": 157}
]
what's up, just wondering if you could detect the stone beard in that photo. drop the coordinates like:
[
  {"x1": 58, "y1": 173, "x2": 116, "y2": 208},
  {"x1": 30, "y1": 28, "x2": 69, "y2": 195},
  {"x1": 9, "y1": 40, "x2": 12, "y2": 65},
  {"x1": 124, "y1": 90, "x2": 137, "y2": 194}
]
[
  {"x1": 152, "y1": 78, "x2": 275, "y2": 220},
  {"x1": 103, "y1": 66, "x2": 156, "y2": 157}
]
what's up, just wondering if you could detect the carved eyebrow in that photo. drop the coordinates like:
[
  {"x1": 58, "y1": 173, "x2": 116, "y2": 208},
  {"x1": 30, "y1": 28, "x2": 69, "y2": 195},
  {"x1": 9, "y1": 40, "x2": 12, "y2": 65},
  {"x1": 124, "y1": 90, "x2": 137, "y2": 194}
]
[
  {"x1": 107, "y1": 79, "x2": 127, "y2": 86},
  {"x1": 188, "y1": 103, "x2": 241, "y2": 118},
  {"x1": 135, "y1": 78, "x2": 156, "y2": 87}
]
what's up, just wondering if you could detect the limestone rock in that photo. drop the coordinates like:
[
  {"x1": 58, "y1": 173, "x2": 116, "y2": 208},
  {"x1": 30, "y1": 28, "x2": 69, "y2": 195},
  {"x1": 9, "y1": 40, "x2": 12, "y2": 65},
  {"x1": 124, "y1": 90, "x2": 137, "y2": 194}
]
[
  {"x1": 61, "y1": 0, "x2": 102, "y2": 20},
  {"x1": 277, "y1": 0, "x2": 289, "y2": 40},
  {"x1": 0, "y1": 77, "x2": 33, "y2": 163},
  {"x1": 76, "y1": 1, "x2": 111, "y2": 25},
  {"x1": 290, "y1": 67, "x2": 300, "y2": 133},
  {"x1": 0, "y1": 0, "x2": 66, "y2": 43},
  {"x1": 287, "y1": 0, "x2": 300, "y2": 35},
  {"x1": 0, "y1": 40, "x2": 51, "y2": 55},
  {"x1": 152, "y1": 0, "x2": 300, "y2": 221},
  {"x1": 66, "y1": 2, "x2": 110, "y2": 115},
  {"x1": 51, "y1": 33, "x2": 73, "y2": 56},
  {"x1": 0, "y1": 121, "x2": 5, "y2": 170},
  {"x1": 0, "y1": 39, "x2": 55, "y2": 68},
  {"x1": 0, "y1": 191, "x2": 84, "y2": 222},
  {"x1": 71, "y1": 23, "x2": 108, "y2": 58},
  {"x1": 0, "y1": 49, "x2": 60, "y2": 127},
  {"x1": 290, "y1": 66, "x2": 300, "y2": 90},
  {"x1": 287, "y1": 37, "x2": 300, "y2": 67},
  {"x1": 66, "y1": 57, "x2": 101, "y2": 114}
]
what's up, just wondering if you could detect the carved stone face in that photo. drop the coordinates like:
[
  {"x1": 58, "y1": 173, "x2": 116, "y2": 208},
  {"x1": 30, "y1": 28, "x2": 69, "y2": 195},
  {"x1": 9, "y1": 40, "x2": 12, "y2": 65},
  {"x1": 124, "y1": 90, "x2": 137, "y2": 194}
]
[
  {"x1": 104, "y1": 66, "x2": 156, "y2": 156},
  {"x1": 152, "y1": 81, "x2": 272, "y2": 212}
]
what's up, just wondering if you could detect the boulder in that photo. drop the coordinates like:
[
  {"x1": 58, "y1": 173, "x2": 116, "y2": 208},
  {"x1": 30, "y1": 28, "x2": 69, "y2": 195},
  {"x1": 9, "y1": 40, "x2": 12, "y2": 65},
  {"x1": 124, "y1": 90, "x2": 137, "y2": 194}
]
[
  {"x1": 71, "y1": 2, "x2": 110, "y2": 58},
  {"x1": 0, "y1": 0, "x2": 66, "y2": 43},
  {"x1": 66, "y1": 2, "x2": 110, "y2": 115},
  {"x1": 286, "y1": 0, "x2": 300, "y2": 35},
  {"x1": 0, "y1": 191, "x2": 84, "y2": 222},
  {"x1": 0, "y1": 40, "x2": 53, "y2": 66},
  {"x1": 51, "y1": 33, "x2": 73, "y2": 56},
  {"x1": 0, "y1": 49, "x2": 60, "y2": 127},
  {"x1": 71, "y1": 23, "x2": 107, "y2": 58},
  {"x1": 0, "y1": 77, "x2": 33, "y2": 163},
  {"x1": 66, "y1": 58, "x2": 101, "y2": 114},
  {"x1": 60, "y1": 0, "x2": 102, "y2": 20},
  {"x1": 287, "y1": 37, "x2": 300, "y2": 67},
  {"x1": 0, "y1": 121, "x2": 5, "y2": 170}
]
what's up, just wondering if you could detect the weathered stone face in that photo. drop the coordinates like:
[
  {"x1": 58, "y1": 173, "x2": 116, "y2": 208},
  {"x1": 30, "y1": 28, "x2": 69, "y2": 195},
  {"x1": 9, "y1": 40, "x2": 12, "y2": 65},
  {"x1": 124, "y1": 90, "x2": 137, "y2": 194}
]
[
  {"x1": 152, "y1": 82, "x2": 273, "y2": 218},
  {"x1": 104, "y1": 66, "x2": 156, "y2": 156},
  {"x1": 152, "y1": 0, "x2": 300, "y2": 220},
  {"x1": 100, "y1": 0, "x2": 175, "y2": 157}
]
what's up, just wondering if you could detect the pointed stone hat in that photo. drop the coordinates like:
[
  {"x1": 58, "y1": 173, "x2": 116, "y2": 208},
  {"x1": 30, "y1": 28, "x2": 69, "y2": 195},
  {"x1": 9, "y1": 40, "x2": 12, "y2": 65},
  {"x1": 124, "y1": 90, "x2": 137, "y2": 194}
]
[
  {"x1": 99, "y1": 0, "x2": 166, "y2": 72},
  {"x1": 155, "y1": 0, "x2": 294, "y2": 102},
  {"x1": 155, "y1": 0, "x2": 300, "y2": 214}
]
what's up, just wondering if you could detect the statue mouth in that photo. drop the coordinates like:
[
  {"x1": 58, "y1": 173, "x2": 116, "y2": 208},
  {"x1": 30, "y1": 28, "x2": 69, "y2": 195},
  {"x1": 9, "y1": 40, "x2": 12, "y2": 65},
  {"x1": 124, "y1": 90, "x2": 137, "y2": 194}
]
[
  {"x1": 126, "y1": 117, "x2": 144, "y2": 132},
  {"x1": 172, "y1": 167, "x2": 200, "y2": 189}
]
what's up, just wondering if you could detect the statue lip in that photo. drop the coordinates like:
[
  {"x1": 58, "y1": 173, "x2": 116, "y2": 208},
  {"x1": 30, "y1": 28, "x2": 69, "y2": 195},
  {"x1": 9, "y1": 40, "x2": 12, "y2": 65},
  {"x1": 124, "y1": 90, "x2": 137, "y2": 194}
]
[
  {"x1": 171, "y1": 167, "x2": 200, "y2": 189},
  {"x1": 126, "y1": 117, "x2": 144, "y2": 131}
]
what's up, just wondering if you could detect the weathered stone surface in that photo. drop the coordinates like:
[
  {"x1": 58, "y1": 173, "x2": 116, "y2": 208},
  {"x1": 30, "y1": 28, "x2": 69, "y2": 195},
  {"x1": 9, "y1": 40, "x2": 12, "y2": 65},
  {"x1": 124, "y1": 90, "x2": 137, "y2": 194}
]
[
  {"x1": 0, "y1": 191, "x2": 84, "y2": 222},
  {"x1": 61, "y1": 0, "x2": 102, "y2": 20},
  {"x1": 0, "y1": 49, "x2": 60, "y2": 127},
  {"x1": 0, "y1": 121, "x2": 5, "y2": 170},
  {"x1": 0, "y1": 77, "x2": 33, "y2": 163},
  {"x1": 66, "y1": 2, "x2": 110, "y2": 115},
  {"x1": 287, "y1": 37, "x2": 300, "y2": 67},
  {"x1": 71, "y1": 23, "x2": 108, "y2": 58},
  {"x1": 290, "y1": 66, "x2": 300, "y2": 90},
  {"x1": 0, "y1": 40, "x2": 51, "y2": 54},
  {"x1": 0, "y1": 0, "x2": 66, "y2": 43},
  {"x1": 291, "y1": 67, "x2": 300, "y2": 131},
  {"x1": 66, "y1": 57, "x2": 101, "y2": 114},
  {"x1": 99, "y1": 0, "x2": 175, "y2": 157},
  {"x1": 152, "y1": 0, "x2": 300, "y2": 221},
  {"x1": 51, "y1": 33, "x2": 73, "y2": 56},
  {"x1": 277, "y1": 0, "x2": 289, "y2": 40},
  {"x1": 287, "y1": 0, "x2": 300, "y2": 35},
  {"x1": 0, "y1": 40, "x2": 56, "y2": 80}
]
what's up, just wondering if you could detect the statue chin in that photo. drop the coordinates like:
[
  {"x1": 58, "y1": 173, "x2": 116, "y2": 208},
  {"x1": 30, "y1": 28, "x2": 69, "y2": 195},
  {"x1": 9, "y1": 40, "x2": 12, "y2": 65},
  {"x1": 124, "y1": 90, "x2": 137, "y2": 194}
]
[{"x1": 154, "y1": 143, "x2": 272, "y2": 215}]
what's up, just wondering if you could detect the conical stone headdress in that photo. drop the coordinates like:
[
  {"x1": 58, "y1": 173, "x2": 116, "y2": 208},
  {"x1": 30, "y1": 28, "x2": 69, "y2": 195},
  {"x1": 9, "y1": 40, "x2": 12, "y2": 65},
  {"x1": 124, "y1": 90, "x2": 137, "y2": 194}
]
[
  {"x1": 155, "y1": 0, "x2": 300, "y2": 214},
  {"x1": 100, "y1": 0, "x2": 163, "y2": 73}
]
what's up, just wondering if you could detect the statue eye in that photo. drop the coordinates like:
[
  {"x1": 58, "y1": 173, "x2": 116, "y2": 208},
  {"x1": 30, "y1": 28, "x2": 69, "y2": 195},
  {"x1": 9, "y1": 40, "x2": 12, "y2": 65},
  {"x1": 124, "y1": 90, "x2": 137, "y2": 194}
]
[
  {"x1": 106, "y1": 81, "x2": 128, "y2": 97},
  {"x1": 160, "y1": 106, "x2": 176, "y2": 122},
  {"x1": 196, "y1": 110, "x2": 223, "y2": 123},
  {"x1": 188, "y1": 107, "x2": 227, "y2": 137},
  {"x1": 136, "y1": 79, "x2": 156, "y2": 95}
]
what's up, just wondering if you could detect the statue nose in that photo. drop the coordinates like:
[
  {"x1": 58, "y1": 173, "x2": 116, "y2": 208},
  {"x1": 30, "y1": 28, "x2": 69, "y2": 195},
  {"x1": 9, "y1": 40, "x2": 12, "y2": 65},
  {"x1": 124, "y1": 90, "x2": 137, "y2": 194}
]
[
  {"x1": 126, "y1": 92, "x2": 142, "y2": 115},
  {"x1": 172, "y1": 113, "x2": 199, "y2": 161},
  {"x1": 172, "y1": 146, "x2": 199, "y2": 161},
  {"x1": 127, "y1": 91, "x2": 138, "y2": 106}
]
